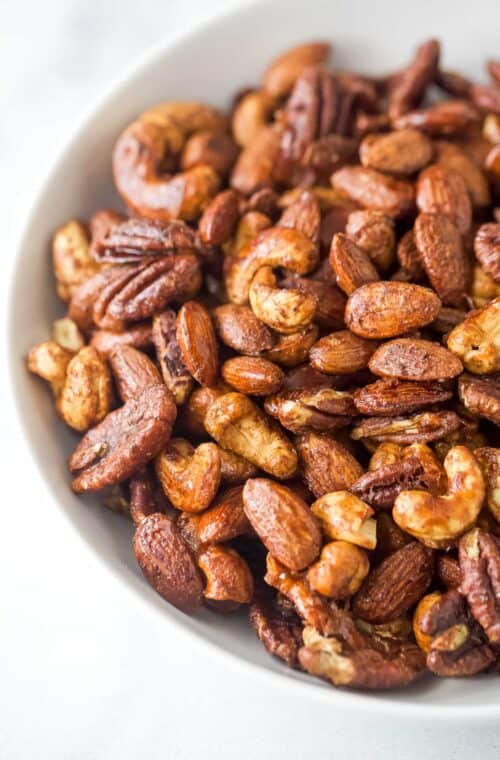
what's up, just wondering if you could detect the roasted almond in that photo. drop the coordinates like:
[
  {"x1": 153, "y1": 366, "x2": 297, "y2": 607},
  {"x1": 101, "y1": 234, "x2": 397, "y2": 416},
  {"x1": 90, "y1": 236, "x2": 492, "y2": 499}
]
[
  {"x1": 329, "y1": 233, "x2": 380, "y2": 295},
  {"x1": 296, "y1": 431, "x2": 363, "y2": 498},
  {"x1": 368, "y1": 338, "x2": 463, "y2": 381},
  {"x1": 414, "y1": 212, "x2": 467, "y2": 307},
  {"x1": 354, "y1": 378, "x2": 452, "y2": 416},
  {"x1": 177, "y1": 300, "x2": 219, "y2": 386},
  {"x1": 416, "y1": 164, "x2": 472, "y2": 235},
  {"x1": 360, "y1": 129, "x2": 433, "y2": 176},
  {"x1": 222, "y1": 356, "x2": 284, "y2": 396},
  {"x1": 309, "y1": 330, "x2": 377, "y2": 374},
  {"x1": 109, "y1": 345, "x2": 162, "y2": 402},
  {"x1": 331, "y1": 166, "x2": 415, "y2": 218}
]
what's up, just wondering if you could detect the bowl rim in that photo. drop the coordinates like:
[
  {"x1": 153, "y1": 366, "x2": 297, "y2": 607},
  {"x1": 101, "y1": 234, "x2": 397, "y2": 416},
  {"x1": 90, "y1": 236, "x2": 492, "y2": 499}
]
[{"x1": 8, "y1": 0, "x2": 500, "y2": 721}]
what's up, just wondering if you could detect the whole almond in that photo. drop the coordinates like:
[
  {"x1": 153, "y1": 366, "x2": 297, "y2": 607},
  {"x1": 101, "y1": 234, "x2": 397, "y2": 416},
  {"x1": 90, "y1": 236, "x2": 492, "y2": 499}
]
[
  {"x1": 198, "y1": 189, "x2": 240, "y2": 246},
  {"x1": 345, "y1": 282, "x2": 441, "y2": 339},
  {"x1": 243, "y1": 478, "x2": 321, "y2": 570},
  {"x1": 416, "y1": 165, "x2": 472, "y2": 235},
  {"x1": 213, "y1": 303, "x2": 276, "y2": 355},
  {"x1": 309, "y1": 330, "x2": 376, "y2": 374},
  {"x1": 345, "y1": 210, "x2": 396, "y2": 271},
  {"x1": 414, "y1": 212, "x2": 467, "y2": 306},
  {"x1": 109, "y1": 345, "x2": 162, "y2": 402},
  {"x1": 177, "y1": 301, "x2": 219, "y2": 386},
  {"x1": 368, "y1": 338, "x2": 463, "y2": 381},
  {"x1": 354, "y1": 378, "x2": 452, "y2": 416},
  {"x1": 360, "y1": 129, "x2": 433, "y2": 176},
  {"x1": 329, "y1": 233, "x2": 380, "y2": 295},
  {"x1": 331, "y1": 166, "x2": 415, "y2": 218},
  {"x1": 434, "y1": 140, "x2": 491, "y2": 208},
  {"x1": 296, "y1": 431, "x2": 363, "y2": 498},
  {"x1": 222, "y1": 356, "x2": 284, "y2": 396}
]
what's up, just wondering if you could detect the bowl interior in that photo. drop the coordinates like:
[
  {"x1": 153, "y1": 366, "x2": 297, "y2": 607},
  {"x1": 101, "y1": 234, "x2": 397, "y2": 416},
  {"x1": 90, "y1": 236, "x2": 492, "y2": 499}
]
[{"x1": 10, "y1": 0, "x2": 500, "y2": 717}]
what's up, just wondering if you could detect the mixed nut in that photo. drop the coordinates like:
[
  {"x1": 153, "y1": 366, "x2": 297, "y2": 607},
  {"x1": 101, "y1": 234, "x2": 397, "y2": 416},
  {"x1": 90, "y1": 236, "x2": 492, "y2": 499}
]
[{"x1": 28, "y1": 38, "x2": 500, "y2": 691}]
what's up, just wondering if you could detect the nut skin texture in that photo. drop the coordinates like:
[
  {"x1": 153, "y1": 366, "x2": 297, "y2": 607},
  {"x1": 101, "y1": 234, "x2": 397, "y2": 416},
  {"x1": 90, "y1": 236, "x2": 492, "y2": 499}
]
[
  {"x1": 221, "y1": 356, "x2": 283, "y2": 396},
  {"x1": 447, "y1": 297, "x2": 500, "y2": 374},
  {"x1": 458, "y1": 374, "x2": 500, "y2": 425},
  {"x1": 109, "y1": 345, "x2": 162, "y2": 403},
  {"x1": 243, "y1": 478, "x2": 321, "y2": 571},
  {"x1": 155, "y1": 439, "x2": 221, "y2": 513},
  {"x1": 388, "y1": 39, "x2": 440, "y2": 120},
  {"x1": 345, "y1": 282, "x2": 441, "y2": 339},
  {"x1": 249, "y1": 587, "x2": 303, "y2": 667},
  {"x1": 475, "y1": 447, "x2": 500, "y2": 523},
  {"x1": 204, "y1": 392, "x2": 298, "y2": 479},
  {"x1": 262, "y1": 41, "x2": 331, "y2": 98},
  {"x1": 69, "y1": 385, "x2": 177, "y2": 493},
  {"x1": 263, "y1": 324, "x2": 319, "y2": 368},
  {"x1": 27, "y1": 340, "x2": 73, "y2": 397},
  {"x1": 152, "y1": 310, "x2": 193, "y2": 405},
  {"x1": 307, "y1": 541, "x2": 370, "y2": 599},
  {"x1": 329, "y1": 233, "x2": 380, "y2": 295},
  {"x1": 52, "y1": 220, "x2": 99, "y2": 302},
  {"x1": 414, "y1": 212, "x2": 467, "y2": 307},
  {"x1": 90, "y1": 322, "x2": 153, "y2": 357},
  {"x1": 354, "y1": 378, "x2": 452, "y2": 416},
  {"x1": 213, "y1": 303, "x2": 276, "y2": 355},
  {"x1": 311, "y1": 492, "x2": 377, "y2": 550},
  {"x1": 331, "y1": 166, "x2": 415, "y2": 219},
  {"x1": 309, "y1": 330, "x2": 376, "y2": 374},
  {"x1": 434, "y1": 140, "x2": 491, "y2": 209},
  {"x1": 133, "y1": 513, "x2": 203, "y2": 613},
  {"x1": 459, "y1": 529, "x2": 500, "y2": 644},
  {"x1": 474, "y1": 223, "x2": 500, "y2": 283},
  {"x1": 345, "y1": 210, "x2": 395, "y2": 271},
  {"x1": 351, "y1": 410, "x2": 461, "y2": 445},
  {"x1": 198, "y1": 189, "x2": 240, "y2": 246},
  {"x1": 57, "y1": 347, "x2": 112, "y2": 432},
  {"x1": 416, "y1": 165, "x2": 472, "y2": 235},
  {"x1": 360, "y1": 129, "x2": 433, "y2": 176},
  {"x1": 368, "y1": 338, "x2": 463, "y2": 381},
  {"x1": 296, "y1": 432, "x2": 363, "y2": 498},
  {"x1": 176, "y1": 301, "x2": 218, "y2": 386},
  {"x1": 353, "y1": 542, "x2": 434, "y2": 624},
  {"x1": 393, "y1": 446, "x2": 485, "y2": 548},
  {"x1": 198, "y1": 544, "x2": 254, "y2": 605}
]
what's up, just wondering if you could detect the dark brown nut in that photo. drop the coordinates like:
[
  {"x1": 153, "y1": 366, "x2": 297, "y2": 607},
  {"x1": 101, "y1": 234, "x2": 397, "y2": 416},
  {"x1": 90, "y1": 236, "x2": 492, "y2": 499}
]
[
  {"x1": 278, "y1": 190, "x2": 321, "y2": 245},
  {"x1": 155, "y1": 438, "x2": 220, "y2": 513},
  {"x1": 282, "y1": 364, "x2": 334, "y2": 393},
  {"x1": 133, "y1": 513, "x2": 203, "y2": 613},
  {"x1": 179, "y1": 486, "x2": 251, "y2": 550},
  {"x1": 52, "y1": 318, "x2": 85, "y2": 353},
  {"x1": 435, "y1": 69, "x2": 472, "y2": 97},
  {"x1": 230, "y1": 125, "x2": 282, "y2": 196},
  {"x1": 69, "y1": 385, "x2": 176, "y2": 493},
  {"x1": 177, "y1": 383, "x2": 230, "y2": 439},
  {"x1": 447, "y1": 297, "x2": 500, "y2": 374},
  {"x1": 265, "y1": 388, "x2": 355, "y2": 434},
  {"x1": 279, "y1": 275, "x2": 346, "y2": 329},
  {"x1": 388, "y1": 39, "x2": 440, "y2": 120},
  {"x1": 213, "y1": 303, "x2": 275, "y2": 355},
  {"x1": 393, "y1": 99, "x2": 480, "y2": 136},
  {"x1": 262, "y1": 324, "x2": 319, "y2": 367},
  {"x1": 354, "y1": 378, "x2": 452, "y2": 416},
  {"x1": 151, "y1": 310, "x2": 193, "y2": 405},
  {"x1": 176, "y1": 301, "x2": 218, "y2": 386},
  {"x1": 434, "y1": 141, "x2": 491, "y2": 208},
  {"x1": 311, "y1": 492, "x2": 376, "y2": 550},
  {"x1": 129, "y1": 468, "x2": 170, "y2": 526},
  {"x1": 369, "y1": 442, "x2": 404, "y2": 470},
  {"x1": 474, "y1": 223, "x2": 500, "y2": 283},
  {"x1": 396, "y1": 229, "x2": 424, "y2": 280},
  {"x1": 475, "y1": 447, "x2": 500, "y2": 523},
  {"x1": 198, "y1": 190, "x2": 240, "y2": 246},
  {"x1": 412, "y1": 591, "x2": 452, "y2": 652},
  {"x1": 244, "y1": 188, "x2": 279, "y2": 218},
  {"x1": 90, "y1": 322, "x2": 153, "y2": 356},
  {"x1": 221, "y1": 356, "x2": 283, "y2": 396},
  {"x1": 345, "y1": 282, "x2": 441, "y2": 339},
  {"x1": 309, "y1": 330, "x2": 376, "y2": 374},
  {"x1": 436, "y1": 555, "x2": 462, "y2": 590},
  {"x1": 226, "y1": 227, "x2": 318, "y2": 305},
  {"x1": 307, "y1": 541, "x2": 370, "y2": 599},
  {"x1": 360, "y1": 129, "x2": 433, "y2": 176},
  {"x1": 331, "y1": 166, "x2": 415, "y2": 218},
  {"x1": 90, "y1": 217, "x2": 196, "y2": 264},
  {"x1": 249, "y1": 266, "x2": 317, "y2": 334},
  {"x1": 249, "y1": 586, "x2": 303, "y2": 667},
  {"x1": 368, "y1": 338, "x2": 463, "y2": 381},
  {"x1": 109, "y1": 345, "x2": 161, "y2": 403},
  {"x1": 101, "y1": 484, "x2": 131, "y2": 518},
  {"x1": 303, "y1": 133, "x2": 358, "y2": 183},
  {"x1": 345, "y1": 210, "x2": 395, "y2": 271},
  {"x1": 416, "y1": 165, "x2": 472, "y2": 236},
  {"x1": 243, "y1": 478, "x2": 321, "y2": 571},
  {"x1": 393, "y1": 445, "x2": 485, "y2": 548},
  {"x1": 262, "y1": 41, "x2": 331, "y2": 98},
  {"x1": 68, "y1": 266, "x2": 129, "y2": 332},
  {"x1": 352, "y1": 410, "x2": 461, "y2": 445},
  {"x1": 430, "y1": 307, "x2": 468, "y2": 336},
  {"x1": 218, "y1": 448, "x2": 258, "y2": 484},
  {"x1": 180, "y1": 131, "x2": 239, "y2": 177},
  {"x1": 427, "y1": 642, "x2": 495, "y2": 677},
  {"x1": 296, "y1": 431, "x2": 363, "y2": 498},
  {"x1": 27, "y1": 340, "x2": 73, "y2": 397},
  {"x1": 458, "y1": 374, "x2": 500, "y2": 425},
  {"x1": 56, "y1": 347, "x2": 112, "y2": 432},
  {"x1": 198, "y1": 544, "x2": 254, "y2": 606},
  {"x1": 205, "y1": 392, "x2": 298, "y2": 479},
  {"x1": 53, "y1": 220, "x2": 99, "y2": 302},
  {"x1": 353, "y1": 542, "x2": 433, "y2": 624},
  {"x1": 329, "y1": 233, "x2": 380, "y2": 296},
  {"x1": 460, "y1": 529, "x2": 500, "y2": 644},
  {"x1": 375, "y1": 512, "x2": 413, "y2": 560},
  {"x1": 413, "y1": 213, "x2": 466, "y2": 307}
]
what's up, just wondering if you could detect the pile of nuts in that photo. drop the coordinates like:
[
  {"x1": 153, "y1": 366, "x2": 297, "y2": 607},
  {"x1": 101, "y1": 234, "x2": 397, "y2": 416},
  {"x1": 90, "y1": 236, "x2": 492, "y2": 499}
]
[{"x1": 28, "y1": 39, "x2": 500, "y2": 690}]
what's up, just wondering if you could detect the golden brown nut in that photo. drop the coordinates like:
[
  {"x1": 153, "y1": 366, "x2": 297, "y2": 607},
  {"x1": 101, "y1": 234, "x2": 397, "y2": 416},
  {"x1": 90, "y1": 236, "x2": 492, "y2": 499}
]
[
  {"x1": 262, "y1": 41, "x2": 331, "y2": 98},
  {"x1": 311, "y1": 492, "x2": 377, "y2": 549},
  {"x1": 307, "y1": 541, "x2": 370, "y2": 599},
  {"x1": 249, "y1": 266, "x2": 317, "y2": 334},
  {"x1": 56, "y1": 347, "x2": 112, "y2": 432},
  {"x1": 198, "y1": 544, "x2": 254, "y2": 605},
  {"x1": 109, "y1": 345, "x2": 162, "y2": 403},
  {"x1": 52, "y1": 221, "x2": 100, "y2": 302},
  {"x1": 309, "y1": 330, "x2": 376, "y2": 374},
  {"x1": 447, "y1": 297, "x2": 500, "y2": 373},
  {"x1": 155, "y1": 438, "x2": 221, "y2": 513},
  {"x1": 52, "y1": 318, "x2": 85, "y2": 353},
  {"x1": 27, "y1": 340, "x2": 73, "y2": 396},
  {"x1": 221, "y1": 356, "x2": 283, "y2": 396},
  {"x1": 413, "y1": 592, "x2": 443, "y2": 652},
  {"x1": 232, "y1": 90, "x2": 276, "y2": 146},
  {"x1": 471, "y1": 264, "x2": 500, "y2": 308},
  {"x1": 345, "y1": 210, "x2": 395, "y2": 271}
]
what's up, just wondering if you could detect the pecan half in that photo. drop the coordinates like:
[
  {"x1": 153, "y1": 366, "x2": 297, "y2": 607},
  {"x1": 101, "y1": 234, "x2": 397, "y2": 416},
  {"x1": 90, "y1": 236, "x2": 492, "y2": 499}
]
[
  {"x1": 458, "y1": 374, "x2": 500, "y2": 425},
  {"x1": 91, "y1": 217, "x2": 196, "y2": 264},
  {"x1": 249, "y1": 586, "x2": 303, "y2": 666},
  {"x1": 474, "y1": 223, "x2": 500, "y2": 283},
  {"x1": 460, "y1": 529, "x2": 500, "y2": 643},
  {"x1": 351, "y1": 410, "x2": 461, "y2": 444},
  {"x1": 152, "y1": 310, "x2": 193, "y2": 405},
  {"x1": 354, "y1": 378, "x2": 452, "y2": 416}
]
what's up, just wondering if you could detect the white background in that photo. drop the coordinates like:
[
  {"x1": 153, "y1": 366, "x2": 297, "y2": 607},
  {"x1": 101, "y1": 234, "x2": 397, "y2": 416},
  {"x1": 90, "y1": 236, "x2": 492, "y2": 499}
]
[{"x1": 1, "y1": 1, "x2": 499, "y2": 758}]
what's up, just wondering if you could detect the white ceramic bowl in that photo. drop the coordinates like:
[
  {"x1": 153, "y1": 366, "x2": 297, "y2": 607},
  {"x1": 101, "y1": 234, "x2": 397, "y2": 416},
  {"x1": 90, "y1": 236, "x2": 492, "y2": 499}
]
[{"x1": 9, "y1": 0, "x2": 500, "y2": 720}]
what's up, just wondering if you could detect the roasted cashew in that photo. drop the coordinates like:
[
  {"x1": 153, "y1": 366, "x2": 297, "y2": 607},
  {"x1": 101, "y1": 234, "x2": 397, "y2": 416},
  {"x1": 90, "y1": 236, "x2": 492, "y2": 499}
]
[
  {"x1": 249, "y1": 265, "x2": 317, "y2": 334},
  {"x1": 447, "y1": 297, "x2": 500, "y2": 374}
]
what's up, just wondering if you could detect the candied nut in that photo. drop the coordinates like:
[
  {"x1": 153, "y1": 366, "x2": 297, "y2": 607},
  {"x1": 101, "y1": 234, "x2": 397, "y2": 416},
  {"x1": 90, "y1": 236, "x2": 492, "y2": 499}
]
[
  {"x1": 53, "y1": 318, "x2": 84, "y2": 353},
  {"x1": 345, "y1": 210, "x2": 395, "y2": 271},
  {"x1": 354, "y1": 378, "x2": 452, "y2": 416},
  {"x1": 249, "y1": 586, "x2": 303, "y2": 666},
  {"x1": 396, "y1": 229, "x2": 424, "y2": 281},
  {"x1": 303, "y1": 134, "x2": 358, "y2": 182},
  {"x1": 311, "y1": 492, "x2": 376, "y2": 550},
  {"x1": 309, "y1": 330, "x2": 376, "y2": 374},
  {"x1": 56, "y1": 347, "x2": 112, "y2": 432},
  {"x1": 458, "y1": 374, "x2": 500, "y2": 425},
  {"x1": 230, "y1": 125, "x2": 282, "y2": 196},
  {"x1": 388, "y1": 39, "x2": 440, "y2": 120},
  {"x1": 90, "y1": 322, "x2": 153, "y2": 356},
  {"x1": 226, "y1": 227, "x2": 318, "y2": 305},
  {"x1": 151, "y1": 310, "x2": 193, "y2": 405},
  {"x1": 474, "y1": 223, "x2": 500, "y2": 283},
  {"x1": 243, "y1": 478, "x2": 321, "y2": 571},
  {"x1": 413, "y1": 213, "x2": 466, "y2": 307},
  {"x1": 447, "y1": 297, "x2": 500, "y2": 373},
  {"x1": 218, "y1": 448, "x2": 258, "y2": 483},
  {"x1": 281, "y1": 364, "x2": 333, "y2": 392},
  {"x1": 109, "y1": 345, "x2": 161, "y2": 403},
  {"x1": 472, "y1": 260, "x2": 500, "y2": 307},
  {"x1": 277, "y1": 190, "x2": 321, "y2": 246},
  {"x1": 307, "y1": 541, "x2": 369, "y2": 599},
  {"x1": 180, "y1": 486, "x2": 251, "y2": 549},
  {"x1": 279, "y1": 274, "x2": 346, "y2": 329},
  {"x1": 375, "y1": 512, "x2": 413, "y2": 560},
  {"x1": 459, "y1": 528, "x2": 500, "y2": 643},
  {"x1": 475, "y1": 447, "x2": 500, "y2": 523},
  {"x1": 352, "y1": 410, "x2": 461, "y2": 445},
  {"x1": 176, "y1": 301, "x2": 218, "y2": 386},
  {"x1": 52, "y1": 220, "x2": 99, "y2": 302},
  {"x1": 393, "y1": 445, "x2": 485, "y2": 548},
  {"x1": 27, "y1": 340, "x2": 72, "y2": 396},
  {"x1": 483, "y1": 114, "x2": 500, "y2": 143},
  {"x1": 353, "y1": 542, "x2": 433, "y2": 624},
  {"x1": 180, "y1": 131, "x2": 238, "y2": 177},
  {"x1": 232, "y1": 90, "x2": 276, "y2": 147},
  {"x1": 198, "y1": 544, "x2": 254, "y2": 606},
  {"x1": 416, "y1": 165, "x2": 472, "y2": 235},
  {"x1": 296, "y1": 431, "x2": 363, "y2": 498},
  {"x1": 360, "y1": 129, "x2": 433, "y2": 176},
  {"x1": 368, "y1": 338, "x2": 463, "y2": 381},
  {"x1": 249, "y1": 266, "x2": 317, "y2": 334},
  {"x1": 345, "y1": 282, "x2": 441, "y2": 339},
  {"x1": 413, "y1": 591, "x2": 447, "y2": 652},
  {"x1": 434, "y1": 140, "x2": 491, "y2": 208},
  {"x1": 69, "y1": 385, "x2": 176, "y2": 492},
  {"x1": 369, "y1": 443, "x2": 403, "y2": 470},
  {"x1": 265, "y1": 387, "x2": 355, "y2": 434},
  {"x1": 213, "y1": 303, "x2": 275, "y2": 355},
  {"x1": 198, "y1": 189, "x2": 240, "y2": 246},
  {"x1": 393, "y1": 99, "x2": 480, "y2": 135},
  {"x1": 178, "y1": 382, "x2": 230, "y2": 439},
  {"x1": 133, "y1": 513, "x2": 203, "y2": 613},
  {"x1": 262, "y1": 41, "x2": 331, "y2": 98},
  {"x1": 129, "y1": 468, "x2": 169, "y2": 526},
  {"x1": 329, "y1": 233, "x2": 380, "y2": 296},
  {"x1": 91, "y1": 217, "x2": 196, "y2": 264},
  {"x1": 156, "y1": 438, "x2": 220, "y2": 513},
  {"x1": 436, "y1": 554, "x2": 462, "y2": 590},
  {"x1": 205, "y1": 392, "x2": 297, "y2": 479},
  {"x1": 229, "y1": 211, "x2": 273, "y2": 256},
  {"x1": 262, "y1": 324, "x2": 319, "y2": 367},
  {"x1": 221, "y1": 356, "x2": 283, "y2": 396},
  {"x1": 331, "y1": 166, "x2": 415, "y2": 218}
]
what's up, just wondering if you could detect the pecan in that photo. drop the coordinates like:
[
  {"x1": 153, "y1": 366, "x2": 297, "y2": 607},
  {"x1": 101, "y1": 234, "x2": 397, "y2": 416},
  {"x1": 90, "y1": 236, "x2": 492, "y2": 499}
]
[
  {"x1": 470, "y1": 83, "x2": 500, "y2": 115},
  {"x1": 360, "y1": 129, "x2": 433, "y2": 176},
  {"x1": 458, "y1": 374, "x2": 500, "y2": 425},
  {"x1": 329, "y1": 233, "x2": 380, "y2": 295},
  {"x1": 309, "y1": 330, "x2": 376, "y2": 374},
  {"x1": 354, "y1": 378, "x2": 452, "y2": 416},
  {"x1": 249, "y1": 586, "x2": 303, "y2": 666},
  {"x1": 264, "y1": 387, "x2": 355, "y2": 434},
  {"x1": 109, "y1": 345, "x2": 161, "y2": 403},
  {"x1": 69, "y1": 385, "x2": 176, "y2": 492},
  {"x1": 262, "y1": 41, "x2": 331, "y2": 98},
  {"x1": 352, "y1": 410, "x2": 461, "y2": 444},
  {"x1": 198, "y1": 189, "x2": 240, "y2": 246},
  {"x1": 91, "y1": 217, "x2": 196, "y2": 264},
  {"x1": 393, "y1": 100, "x2": 480, "y2": 136},
  {"x1": 213, "y1": 303, "x2": 276, "y2": 355},
  {"x1": 151, "y1": 310, "x2": 193, "y2": 405},
  {"x1": 475, "y1": 447, "x2": 500, "y2": 522},
  {"x1": 176, "y1": 301, "x2": 218, "y2": 386},
  {"x1": 368, "y1": 338, "x2": 463, "y2": 381},
  {"x1": 474, "y1": 223, "x2": 500, "y2": 283},
  {"x1": 416, "y1": 165, "x2": 472, "y2": 235},
  {"x1": 460, "y1": 529, "x2": 500, "y2": 643},
  {"x1": 345, "y1": 210, "x2": 395, "y2": 271},
  {"x1": 155, "y1": 438, "x2": 221, "y2": 513},
  {"x1": 331, "y1": 166, "x2": 415, "y2": 218},
  {"x1": 221, "y1": 356, "x2": 283, "y2": 396},
  {"x1": 388, "y1": 39, "x2": 440, "y2": 120},
  {"x1": 296, "y1": 431, "x2": 363, "y2": 498},
  {"x1": 413, "y1": 213, "x2": 467, "y2": 307}
]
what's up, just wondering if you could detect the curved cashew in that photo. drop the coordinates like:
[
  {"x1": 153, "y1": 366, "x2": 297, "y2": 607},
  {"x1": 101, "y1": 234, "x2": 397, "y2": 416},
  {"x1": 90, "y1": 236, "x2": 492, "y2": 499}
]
[
  {"x1": 393, "y1": 446, "x2": 485, "y2": 548},
  {"x1": 311, "y1": 492, "x2": 377, "y2": 550},
  {"x1": 155, "y1": 438, "x2": 221, "y2": 513},
  {"x1": 52, "y1": 220, "x2": 100, "y2": 302},
  {"x1": 447, "y1": 297, "x2": 500, "y2": 373},
  {"x1": 27, "y1": 340, "x2": 73, "y2": 396},
  {"x1": 197, "y1": 544, "x2": 254, "y2": 606},
  {"x1": 307, "y1": 541, "x2": 370, "y2": 599},
  {"x1": 249, "y1": 265, "x2": 317, "y2": 334},
  {"x1": 232, "y1": 90, "x2": 276, "y2": 146}
]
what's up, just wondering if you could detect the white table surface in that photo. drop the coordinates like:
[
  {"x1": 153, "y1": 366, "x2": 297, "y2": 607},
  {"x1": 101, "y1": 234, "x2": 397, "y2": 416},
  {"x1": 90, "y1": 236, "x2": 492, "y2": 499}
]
[{"x1": 1, "y1": 2, "x2": 499, "y2": 758}]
